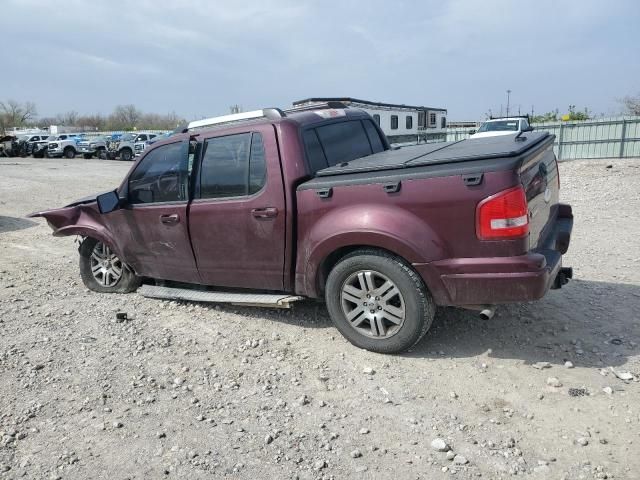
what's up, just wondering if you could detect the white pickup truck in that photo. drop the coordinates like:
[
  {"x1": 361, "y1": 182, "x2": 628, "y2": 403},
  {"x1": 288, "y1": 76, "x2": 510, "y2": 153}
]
[{"x1": 470, "y1": 116, "x2": 533, "y2": 139}]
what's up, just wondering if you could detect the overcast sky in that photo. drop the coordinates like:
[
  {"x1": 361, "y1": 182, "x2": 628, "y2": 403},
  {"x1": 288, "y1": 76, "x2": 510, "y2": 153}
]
[{"x1": 2, "y1": 0, "x2": 639, "y2": 120}]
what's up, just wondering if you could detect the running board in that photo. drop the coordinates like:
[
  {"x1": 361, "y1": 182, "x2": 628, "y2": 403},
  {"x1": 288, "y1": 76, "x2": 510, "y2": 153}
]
[{"x1": 138, "y1": 285, "x2": 304, "y2": 308}]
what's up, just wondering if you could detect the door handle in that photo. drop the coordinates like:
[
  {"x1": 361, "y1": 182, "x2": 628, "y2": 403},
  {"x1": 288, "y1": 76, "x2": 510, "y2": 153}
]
[
  {"x1": 251, "y1": 207, "x2": 278, "y2": 219},
  {"x1": 160, "y1": 213, "x2": 180, "y2": 225}
]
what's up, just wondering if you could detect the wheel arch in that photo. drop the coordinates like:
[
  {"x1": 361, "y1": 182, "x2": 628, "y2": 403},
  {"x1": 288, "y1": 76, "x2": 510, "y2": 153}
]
[{"x1": 315, "y1": 244, "x2": 408, "y2": 298}]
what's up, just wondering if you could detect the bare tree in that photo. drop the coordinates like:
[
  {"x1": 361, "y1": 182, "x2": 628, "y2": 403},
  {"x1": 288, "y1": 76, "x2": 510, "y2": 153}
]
[
  {"x1": 0, "y1": 100, "x2": 38, "y2": 133},
  {"x1": 109, "y1": 104, "x2": 142, "y2": 130},
  {"x1": 620, "y1": 94, "x2": 640, "y2": 116},
  {"x1": 56, "y1": 110, "x2": 79, "y2": 126},
  {"x1": 76, "y1": 114, "x2": 106, "y2": 130}
]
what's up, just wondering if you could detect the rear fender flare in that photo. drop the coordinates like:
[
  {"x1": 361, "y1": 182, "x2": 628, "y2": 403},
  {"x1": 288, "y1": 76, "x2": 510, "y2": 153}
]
[{"x1": 298, "y1": 206, "x2": 448, "y2": 297}]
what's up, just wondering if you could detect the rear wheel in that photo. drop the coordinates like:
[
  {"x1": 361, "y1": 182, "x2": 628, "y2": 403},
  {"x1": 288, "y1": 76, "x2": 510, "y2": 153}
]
[
  {"x1": 79, "y1": 237, "x2": 140, "y2": 293},
  {"x1": 325, "y1": 249, "x2": 435, "y2": 353}
]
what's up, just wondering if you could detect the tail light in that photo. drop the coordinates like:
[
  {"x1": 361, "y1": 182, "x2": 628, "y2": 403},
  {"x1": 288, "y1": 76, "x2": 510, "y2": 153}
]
[{"x1": 476, "y1": 186, "x2": 529, "y2": 240}]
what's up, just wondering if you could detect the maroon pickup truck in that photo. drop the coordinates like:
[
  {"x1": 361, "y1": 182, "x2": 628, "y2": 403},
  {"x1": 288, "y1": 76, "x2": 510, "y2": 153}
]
[{"x1": 30, "y1": 104, "x2": 573, "y2": 353}]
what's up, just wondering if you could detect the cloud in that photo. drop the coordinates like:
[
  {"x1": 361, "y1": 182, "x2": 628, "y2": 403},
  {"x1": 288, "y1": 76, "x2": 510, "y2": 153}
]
[{"x1": 0, "y1": 0, "x2": 638, "y2": 119}]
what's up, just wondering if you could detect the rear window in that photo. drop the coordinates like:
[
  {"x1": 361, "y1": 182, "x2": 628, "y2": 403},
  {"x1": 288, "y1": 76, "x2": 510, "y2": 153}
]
[{"x1": 303, "y1": 119, "x2": 385, "y2": 174}]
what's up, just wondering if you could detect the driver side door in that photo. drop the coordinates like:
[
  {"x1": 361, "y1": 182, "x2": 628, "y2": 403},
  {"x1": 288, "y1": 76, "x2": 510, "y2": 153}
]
[{"x1": 106, "y1": 140, "x2": 200, "y2": 283}]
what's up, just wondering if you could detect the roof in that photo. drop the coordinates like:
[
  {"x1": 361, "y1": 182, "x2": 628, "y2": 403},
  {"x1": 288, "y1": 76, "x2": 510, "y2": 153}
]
[{"x1": 293, "y1": 97, "x2": 447, "y2": 113}]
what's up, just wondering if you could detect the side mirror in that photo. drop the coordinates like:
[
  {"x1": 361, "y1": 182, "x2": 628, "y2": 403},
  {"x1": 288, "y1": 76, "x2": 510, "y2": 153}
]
[
  {"x1": 468, "y1": 129, "x2": 476, "y2": 135},
  {"x1": 97, "y1": 190, "x2": 121, "y2": 214}
]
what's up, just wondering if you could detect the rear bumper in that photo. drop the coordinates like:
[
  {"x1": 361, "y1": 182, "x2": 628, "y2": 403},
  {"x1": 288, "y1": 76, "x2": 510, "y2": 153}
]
[{"x1": 414, "y1": 204, "x2": 573, "y2": 306}]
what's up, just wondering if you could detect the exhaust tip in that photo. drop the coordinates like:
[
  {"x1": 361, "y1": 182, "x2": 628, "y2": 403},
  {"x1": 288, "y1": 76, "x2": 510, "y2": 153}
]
[{"x1": 479, "y1": 308, "x2": 495, "y2": 321}]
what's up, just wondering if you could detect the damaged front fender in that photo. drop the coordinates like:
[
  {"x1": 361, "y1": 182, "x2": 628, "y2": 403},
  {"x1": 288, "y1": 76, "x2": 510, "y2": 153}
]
[{"x1": 28, "y1": 200, "x2": 121, "y2": 257}]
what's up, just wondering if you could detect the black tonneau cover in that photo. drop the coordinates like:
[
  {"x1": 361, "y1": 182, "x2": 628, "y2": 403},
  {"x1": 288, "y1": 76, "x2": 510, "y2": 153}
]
[{"x1": 316, "y1": 132, "x2": 550, "y2": 177}]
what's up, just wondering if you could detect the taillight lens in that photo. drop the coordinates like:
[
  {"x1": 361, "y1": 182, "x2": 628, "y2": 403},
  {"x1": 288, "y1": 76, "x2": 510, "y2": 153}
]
[{"x1": 476, "y1": 186, "x2": 529, "y2": 240}]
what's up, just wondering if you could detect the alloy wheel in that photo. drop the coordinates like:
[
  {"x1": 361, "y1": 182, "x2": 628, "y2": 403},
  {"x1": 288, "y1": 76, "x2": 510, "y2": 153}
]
[
  {"x1": 90, "y1": 242, "x2": 123, "y2": 287},
  {"x1": 340, "y1": 270, "x2": 406, "y2": 339}
]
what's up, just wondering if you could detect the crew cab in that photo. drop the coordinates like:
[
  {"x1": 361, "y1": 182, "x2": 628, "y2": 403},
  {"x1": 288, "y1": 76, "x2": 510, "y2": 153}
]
[
  {"x1": 30, "y1": 104, "x2": 573, "y2": 353},
  {"x1": 77, "y1": 135, "x2": 111, "y2": 159},
  {"x1": 47, "y1": 134, "x2": 81, "y2": 158},
  {"x1": 106, "y1": 132, "x2": 158, "y2": 161}
]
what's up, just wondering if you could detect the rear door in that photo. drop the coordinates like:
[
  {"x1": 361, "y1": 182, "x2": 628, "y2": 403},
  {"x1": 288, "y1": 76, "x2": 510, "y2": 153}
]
[
  {"x1": 106, "y1": 140, "x2": 200, "y2": 283},
  {"x1": 520, "y1": 142, "x2": 560, "y2": 248},
  {"x1": 188, "y1": 124, "x2": 286, "y2": 290}
]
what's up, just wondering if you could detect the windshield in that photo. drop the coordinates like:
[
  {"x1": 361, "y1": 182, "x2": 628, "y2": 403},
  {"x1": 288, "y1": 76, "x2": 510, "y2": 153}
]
[
  {"x1": 121, "y1": 134, "x2": 136, "y2": 141},
  {"x1": 477, "y1": 120, "x2": 519, "y2": 133}
]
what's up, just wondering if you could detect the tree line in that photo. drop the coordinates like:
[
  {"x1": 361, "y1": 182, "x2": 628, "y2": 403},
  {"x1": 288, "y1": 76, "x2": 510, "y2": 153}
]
[{"x1": 0, "y1": 100, "x2": 186, "y2": 135}]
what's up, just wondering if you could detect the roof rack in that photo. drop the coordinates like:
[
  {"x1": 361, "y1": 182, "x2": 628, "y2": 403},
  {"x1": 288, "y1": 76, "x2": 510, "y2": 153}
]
[
  {"x1": 489, "y1": 114, "x2": 531, "y2": 121},
  {"x1": 185, "y1": 108, "x2": 285, "y2": 132},
  {"x1": 284, "y1": 101, "x2": 348, "y2": 113}
]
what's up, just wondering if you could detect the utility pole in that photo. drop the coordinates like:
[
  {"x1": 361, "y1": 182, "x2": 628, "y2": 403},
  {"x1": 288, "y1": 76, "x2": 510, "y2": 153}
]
[{"x1": 506, "y1": 90, "x2": 511, "y2": 117}]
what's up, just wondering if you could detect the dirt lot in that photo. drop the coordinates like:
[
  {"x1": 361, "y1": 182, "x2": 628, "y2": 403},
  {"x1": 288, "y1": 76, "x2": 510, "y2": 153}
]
[{"x1": 0, "y1": 156, "x2": 639, "y2": 480}]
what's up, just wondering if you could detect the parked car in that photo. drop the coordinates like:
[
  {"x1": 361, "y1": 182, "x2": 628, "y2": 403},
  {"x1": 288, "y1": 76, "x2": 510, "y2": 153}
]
[
  {"x1": 77, "y1": 135, "x2": 111, "y2": 159},
  {"x1": 106, "y1": 132, "x2": 158, "y2": 161},
  {"x1": 136, "y1": 131, "x2": 173, "y2": 157},
  {"x1": 30, "y1": 105, "x2": 573, "y2": 354},
  {"x1": 30, "y1": 136, "x2": 53, "y2": 158},
  {"x1": 470, "y1": 116, "x2": 533, "y2": 139},
  {"x1": 15, "y1": 133, "x2": 50, "y2": 157},
  {"x1": 0, "y1": 135, "x2": 19, "y2": 157},
  {"x1": 47, "y1": 134, "x2": 81, "y2": 158}
]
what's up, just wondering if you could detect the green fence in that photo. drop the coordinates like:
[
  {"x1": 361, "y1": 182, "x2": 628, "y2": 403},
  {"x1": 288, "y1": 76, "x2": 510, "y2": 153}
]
[{"x1": 444, "y1": 116, "x2": 640, "y2": 160}]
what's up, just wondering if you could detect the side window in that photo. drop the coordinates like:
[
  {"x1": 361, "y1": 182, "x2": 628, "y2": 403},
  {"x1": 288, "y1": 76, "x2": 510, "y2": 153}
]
[
  {"x1": 137, "y1": 134, "x2": 148, "y2": 141},
  {"x1": 406, "y1": 116, "x2": 413, "y2": 129},
  {"x1": 200, "y1": 133, "x2": 251, "y2": 198},
  {"x1": 390, "y1": 115, "x2": 398, "y2": 130},
  {"x1": 372, "y1": 114, "x2": 381, "y2": 126},
  {"x1": 302, "y1": 129, "x2": 328, "y2": 172},
  {"x1": 315, "y1": 120, "x2": 374, "y2": 167},
  {"x1": 149, "y1": 134, "x2": 157, "y2": 139},
  {"x1": 128, "y1": 142, "x2": 188, "y2": 204},
  {"x1": 521, "y1": 119, "x2": 529, "y2": 130},
  {"x1": 249, "y1": 133, "x2": 266, "y2": 195},
  {"x1": 362, "y1": 120, "x2": 384, "y2": 154}
]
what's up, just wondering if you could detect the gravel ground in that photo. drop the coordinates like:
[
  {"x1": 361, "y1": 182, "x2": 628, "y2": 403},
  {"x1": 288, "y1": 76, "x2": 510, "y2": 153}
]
[{"x1": 0, "y1": 156, "x2": 639, "y2": 480}]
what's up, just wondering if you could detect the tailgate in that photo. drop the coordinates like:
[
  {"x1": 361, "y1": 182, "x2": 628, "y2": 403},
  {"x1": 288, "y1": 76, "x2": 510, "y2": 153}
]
[{"x1": 520, "y1": 142, "x2": 560, "y2": 249}]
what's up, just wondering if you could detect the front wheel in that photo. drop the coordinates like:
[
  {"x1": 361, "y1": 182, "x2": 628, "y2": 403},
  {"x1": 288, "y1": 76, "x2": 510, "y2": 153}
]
[
  {"x1": 120, "y1": 148, "x2": 132, "y2": 161},
  {"x1": 325, "y1": 249, "x2": 435, "y2": 354},
  {"x1": 64, "y1": 147, "x2": 76, "y2": 159},
  {"x1": 79, "y1": 238, "x2": 140, "y2": 293}
]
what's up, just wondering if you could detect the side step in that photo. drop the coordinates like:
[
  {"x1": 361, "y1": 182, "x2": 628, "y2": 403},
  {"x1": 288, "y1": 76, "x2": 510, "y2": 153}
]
[{"x1": 138, "y1": 284, "x2": 304, "y2": 308}]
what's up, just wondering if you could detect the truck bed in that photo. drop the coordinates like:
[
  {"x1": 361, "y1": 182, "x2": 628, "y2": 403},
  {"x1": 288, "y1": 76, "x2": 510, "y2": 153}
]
[{"x1": 314, "y1": 131, "x2": 550, "y2": 177}]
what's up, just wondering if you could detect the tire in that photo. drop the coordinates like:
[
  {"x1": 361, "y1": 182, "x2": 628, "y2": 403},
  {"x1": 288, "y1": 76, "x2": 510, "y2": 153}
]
[
  {"x1": 120, "y1": 148, "x2": 132, "y2": 161},
  {"x1": 97, "y1": 149, "x2": 106, "y2": 160},
  {"x1": 79, "y1": 237, "x2": 141, "y2": 294},
  {"x1": 64, "y1": 147, "x2": 76, "y2": 159},
  {"x1": 325, "y1": 249, "x2": 435, "y2": 354},
  {"x1": 83, "y1": 153, "x2": 93, "y2": 159}
]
